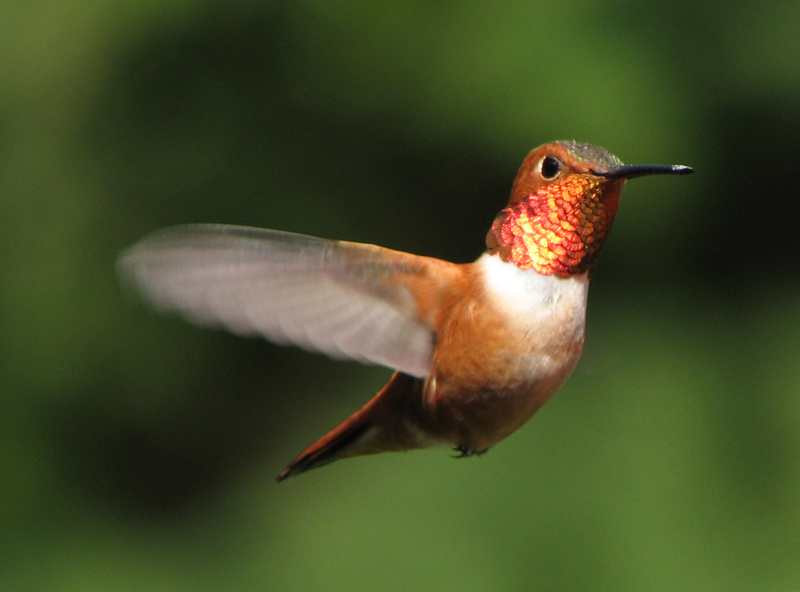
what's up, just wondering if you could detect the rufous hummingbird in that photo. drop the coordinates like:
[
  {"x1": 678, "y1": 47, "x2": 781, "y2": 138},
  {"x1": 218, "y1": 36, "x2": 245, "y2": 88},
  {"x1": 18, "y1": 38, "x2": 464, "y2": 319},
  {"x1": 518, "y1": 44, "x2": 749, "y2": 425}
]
[{"x1": 118, "y1": 141, "x2": 693, "y2": 481}]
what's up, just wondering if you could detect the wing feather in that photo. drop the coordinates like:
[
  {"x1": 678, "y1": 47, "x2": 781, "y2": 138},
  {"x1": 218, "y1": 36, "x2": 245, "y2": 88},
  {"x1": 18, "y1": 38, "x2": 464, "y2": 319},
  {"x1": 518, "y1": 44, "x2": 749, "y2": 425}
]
[{"x1": 118, "y1": 224, "x2": 460, "y2": 377}]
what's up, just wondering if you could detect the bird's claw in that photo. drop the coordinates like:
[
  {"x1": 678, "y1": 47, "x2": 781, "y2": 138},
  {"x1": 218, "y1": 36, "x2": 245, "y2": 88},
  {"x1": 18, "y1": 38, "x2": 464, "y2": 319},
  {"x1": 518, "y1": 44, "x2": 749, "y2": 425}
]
[{"x1": 451, "y1": 445, "x2": 489, "y2": 458}]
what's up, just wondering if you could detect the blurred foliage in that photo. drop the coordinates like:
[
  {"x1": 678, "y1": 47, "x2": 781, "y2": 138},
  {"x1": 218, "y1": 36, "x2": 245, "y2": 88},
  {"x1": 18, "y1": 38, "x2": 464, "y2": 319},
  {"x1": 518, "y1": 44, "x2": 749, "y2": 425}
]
[{"x1": 1, "y1": 1, "x2": 799, "y2": 590}]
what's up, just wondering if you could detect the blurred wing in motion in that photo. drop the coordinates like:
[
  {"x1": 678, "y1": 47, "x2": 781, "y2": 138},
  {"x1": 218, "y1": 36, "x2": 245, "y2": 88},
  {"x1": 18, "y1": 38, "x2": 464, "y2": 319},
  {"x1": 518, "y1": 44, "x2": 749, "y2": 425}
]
[{"x1": 118, "y1": 224, "x2": 461, "y2": 377}]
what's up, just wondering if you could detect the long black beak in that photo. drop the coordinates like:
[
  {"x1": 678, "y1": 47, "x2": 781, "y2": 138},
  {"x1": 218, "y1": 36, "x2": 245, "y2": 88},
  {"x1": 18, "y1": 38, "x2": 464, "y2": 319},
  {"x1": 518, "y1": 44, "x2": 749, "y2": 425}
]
[{"x1": 592, "y1": 164, "x2": 694, "y2": 180}]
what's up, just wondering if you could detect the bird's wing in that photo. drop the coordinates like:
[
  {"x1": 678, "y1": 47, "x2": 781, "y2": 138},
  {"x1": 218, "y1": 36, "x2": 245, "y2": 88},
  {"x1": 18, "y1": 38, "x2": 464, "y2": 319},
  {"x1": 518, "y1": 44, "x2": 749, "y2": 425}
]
[{"x1": 118, "y1": 224, "x2": 463, "y2": 377}]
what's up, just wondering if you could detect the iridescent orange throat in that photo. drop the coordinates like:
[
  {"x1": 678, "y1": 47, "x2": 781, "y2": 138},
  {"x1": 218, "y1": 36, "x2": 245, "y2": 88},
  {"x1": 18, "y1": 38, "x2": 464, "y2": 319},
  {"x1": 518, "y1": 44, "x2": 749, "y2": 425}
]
[{"x1": 486, "y1": 176, "x2": 621, "y2": 277}]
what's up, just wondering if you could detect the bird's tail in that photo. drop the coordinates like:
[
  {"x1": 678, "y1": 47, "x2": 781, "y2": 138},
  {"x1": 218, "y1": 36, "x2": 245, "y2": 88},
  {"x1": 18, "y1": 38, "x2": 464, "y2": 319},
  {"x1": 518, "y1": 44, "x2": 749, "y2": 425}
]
[{"x1": 276, "y1": 372, "x2": 425, "y2": 481}]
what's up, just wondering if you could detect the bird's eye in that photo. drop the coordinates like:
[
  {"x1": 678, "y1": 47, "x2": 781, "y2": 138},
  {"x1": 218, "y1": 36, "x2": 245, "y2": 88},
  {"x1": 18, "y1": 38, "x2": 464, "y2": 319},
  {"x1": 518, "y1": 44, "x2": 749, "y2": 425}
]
[{"x1": 540, "y1": 155, "x2": 561, "y2": 179}]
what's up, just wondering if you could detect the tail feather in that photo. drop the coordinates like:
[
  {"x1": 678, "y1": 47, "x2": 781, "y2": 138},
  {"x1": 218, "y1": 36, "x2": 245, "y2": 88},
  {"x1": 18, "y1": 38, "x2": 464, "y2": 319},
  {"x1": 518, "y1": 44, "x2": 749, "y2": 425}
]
[
  {"x1": 276, "y1": 413, "x2": 373, "y2": 481},
  {"x1": 276, "y1": 372, "x2": 425, "y2": 481}
]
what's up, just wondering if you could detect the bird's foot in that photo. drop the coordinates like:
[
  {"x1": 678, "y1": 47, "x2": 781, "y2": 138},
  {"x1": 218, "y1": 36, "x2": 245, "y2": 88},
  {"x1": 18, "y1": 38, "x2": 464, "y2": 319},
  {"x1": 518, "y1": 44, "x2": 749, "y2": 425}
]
[{"x1": 451, "y1": 444, "x2": 489, "y2": 458}]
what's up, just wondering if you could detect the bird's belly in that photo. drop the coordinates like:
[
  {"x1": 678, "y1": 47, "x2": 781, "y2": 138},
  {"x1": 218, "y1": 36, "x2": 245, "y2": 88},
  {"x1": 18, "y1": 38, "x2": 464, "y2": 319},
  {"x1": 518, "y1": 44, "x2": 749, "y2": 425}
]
[
  {"x1": 421, "y1": 254, "x2": 589, "y2": 450},
  {"x1": 426, "y1": 332, "x2": 584, "y2": 450}
]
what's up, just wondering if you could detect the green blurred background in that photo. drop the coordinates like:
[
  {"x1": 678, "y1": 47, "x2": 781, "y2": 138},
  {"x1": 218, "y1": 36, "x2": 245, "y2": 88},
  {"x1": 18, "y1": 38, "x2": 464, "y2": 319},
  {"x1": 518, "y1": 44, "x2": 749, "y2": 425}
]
[{"x1": 2, "y1": 1, "x2": 800, "y2": 590}]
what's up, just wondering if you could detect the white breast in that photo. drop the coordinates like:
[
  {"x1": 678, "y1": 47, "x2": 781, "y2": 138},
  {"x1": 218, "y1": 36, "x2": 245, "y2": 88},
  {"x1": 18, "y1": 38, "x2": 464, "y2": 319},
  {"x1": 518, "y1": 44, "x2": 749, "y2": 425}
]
[{"x1": 476, "y1": 253, "x2": 589, "y2": 338}]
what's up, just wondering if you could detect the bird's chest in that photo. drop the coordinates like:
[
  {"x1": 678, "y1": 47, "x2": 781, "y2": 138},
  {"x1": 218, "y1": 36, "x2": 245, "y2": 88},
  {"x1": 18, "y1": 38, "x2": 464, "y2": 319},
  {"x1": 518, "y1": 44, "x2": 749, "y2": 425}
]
[
  {"x1": 423, "y1": 255, "x2": 589, "y2": 446},
  {"x1": 469, "y1": 253, "x2": 589, "y2": 380}
]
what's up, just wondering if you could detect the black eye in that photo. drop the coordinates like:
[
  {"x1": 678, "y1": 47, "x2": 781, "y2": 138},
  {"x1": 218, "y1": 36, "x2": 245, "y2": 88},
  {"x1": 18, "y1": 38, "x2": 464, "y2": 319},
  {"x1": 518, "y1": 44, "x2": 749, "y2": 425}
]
[{"x1": 540, "y1": 155, "x2": 561, "y2": 179}]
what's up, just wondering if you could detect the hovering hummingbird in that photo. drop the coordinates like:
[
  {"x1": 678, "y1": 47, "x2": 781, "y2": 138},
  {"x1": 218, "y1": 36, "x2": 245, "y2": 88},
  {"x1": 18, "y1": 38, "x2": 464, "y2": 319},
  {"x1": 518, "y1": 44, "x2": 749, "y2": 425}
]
[{"x1": 118, "y1": 141, "x2": 693, "y2": 481}]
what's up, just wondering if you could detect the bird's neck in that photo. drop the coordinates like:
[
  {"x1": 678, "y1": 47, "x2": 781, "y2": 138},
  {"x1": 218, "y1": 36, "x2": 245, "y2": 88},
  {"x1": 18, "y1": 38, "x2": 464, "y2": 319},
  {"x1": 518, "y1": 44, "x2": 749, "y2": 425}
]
[{"x1": 486, "y1": 177, "x2": 620, "y2": 278}]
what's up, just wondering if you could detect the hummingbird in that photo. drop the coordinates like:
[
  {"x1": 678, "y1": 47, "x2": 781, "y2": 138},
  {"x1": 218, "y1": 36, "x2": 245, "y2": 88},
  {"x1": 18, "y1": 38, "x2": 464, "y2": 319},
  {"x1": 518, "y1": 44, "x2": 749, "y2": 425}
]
[{"x1": 118, "y1": 141, "x2": 693, "y2": 481}]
